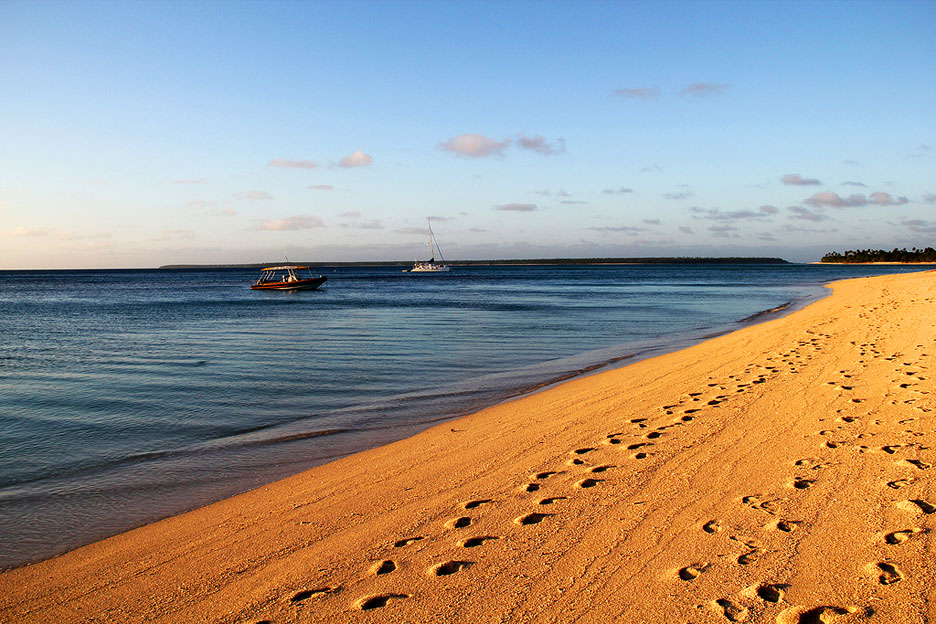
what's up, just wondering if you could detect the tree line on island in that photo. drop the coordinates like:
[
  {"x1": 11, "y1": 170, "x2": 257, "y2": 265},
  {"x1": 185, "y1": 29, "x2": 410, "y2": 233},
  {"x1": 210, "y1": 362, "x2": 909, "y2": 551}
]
[{"x1": 821, "y1": 247, "x2": 936, "y2": 263}]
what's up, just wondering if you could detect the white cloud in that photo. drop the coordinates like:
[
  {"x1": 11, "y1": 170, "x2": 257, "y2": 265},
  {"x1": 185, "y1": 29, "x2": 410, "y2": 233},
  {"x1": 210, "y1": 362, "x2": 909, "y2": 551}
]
[
  {"x1": 339, "y1": 211, "x2": 361, "y2": 218},
  {"x1": 643, "y1": 218, "x2": 661, "y2": 225},
  {"x1": 440, "y1": 133, "x2": 510, "y2": 158},
  {"x1": 602, "y1": 187, "x2": 634, "y2": 195},
  {"x1": 338, "y1": 151, "x2": 373, "y2": 168},
  {"x1": 309, "y1": 185, "x2": 334, "y2": 191},
  {"x1": 664, "y1": 191, "x2": 693, "y2": 200},
  {"x1": 901, "y1": 219, "x2": 936, "y2": 233},
  {"x1": 788, "y1": 206, "x2": 827, "y2": 222},
  {"x1": 5, "y1": 226, "x2": 51, "y2": 237},
  {"x1": 781, "y1": 174, "x2": 821, "y2": 186},
  {"x1": 613, "y1": 87, "x2": 660, "y2": 100},
  {"x1": 173, "y1": 178, "x2": 207, "y2": 184},
  {"x1": 679, "y1": 82, "x2": 730, "y2": 96},
  {"x1": 268, "y1": 159, "x2": 319, "y2": 169},
  {"x1": 588, "y1": 225, "x2": 646, "y2": 233},
  {"x1": 516, "y1": 134, "x2": 565, "y2": 155},
  {"x1": 495, "y1": 203, "x2": 538, "y2": 212},
  {"x1": 804, "y1": 191, "x2": 908, "y2": 208},
  {"x1": 208, "y1": 208, "x2": 237, "y2": 217},
  {"x1": 759, "y1": 205, "x2": 779, "y2": 215},
  {"x1": 256, "y1": 215, "x2": 325, "y2": 231},
  {"x1": 679, "y1": 226, "x2": 694, "y2": 234},
  {"x1": 235, "y1": 190, "x2": 273, "y2": 201},
  {"x1": 690, "y1": 207, "x2": 773, "y2": 221},
  {"x1": 709, "y1": 225, "x2": 738, "y2": 238},
  {"x1": 922, "y1": 193, "x2": 936, "y2": 204}
]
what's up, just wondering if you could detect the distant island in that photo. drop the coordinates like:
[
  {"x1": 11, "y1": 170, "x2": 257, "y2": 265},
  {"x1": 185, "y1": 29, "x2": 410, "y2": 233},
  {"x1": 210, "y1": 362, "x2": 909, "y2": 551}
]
[
  {"x1": 820, "y1": 247, "x2": 936, "y2": 264},
  {"x1": 159, "y1": 257, "x2": 790, "y2": 269}
]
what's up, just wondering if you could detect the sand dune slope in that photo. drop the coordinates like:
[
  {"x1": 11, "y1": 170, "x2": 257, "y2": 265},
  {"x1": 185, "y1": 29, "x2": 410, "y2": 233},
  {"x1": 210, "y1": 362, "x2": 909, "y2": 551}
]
[{"x1": 1, "y1": 271, "x2": 934, "y2": 623}]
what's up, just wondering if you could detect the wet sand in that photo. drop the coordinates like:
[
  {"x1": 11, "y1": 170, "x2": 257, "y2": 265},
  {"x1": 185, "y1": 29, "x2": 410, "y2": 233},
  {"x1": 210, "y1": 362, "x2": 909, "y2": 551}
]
[{"x1": 1, "y1": 270, "x2": 933, "y2": 623}]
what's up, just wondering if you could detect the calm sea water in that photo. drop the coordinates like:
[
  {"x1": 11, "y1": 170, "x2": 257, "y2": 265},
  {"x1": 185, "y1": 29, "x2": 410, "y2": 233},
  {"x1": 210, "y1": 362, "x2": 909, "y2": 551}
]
[{"x1": 0, "y1": 263, "x2": 929, "y2": 568}]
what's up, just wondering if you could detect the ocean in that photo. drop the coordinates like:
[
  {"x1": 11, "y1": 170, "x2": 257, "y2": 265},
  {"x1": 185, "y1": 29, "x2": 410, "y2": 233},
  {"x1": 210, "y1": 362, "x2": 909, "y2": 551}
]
[{"x1": 0, "y1": 263, "x2": 929, "y2": 569}]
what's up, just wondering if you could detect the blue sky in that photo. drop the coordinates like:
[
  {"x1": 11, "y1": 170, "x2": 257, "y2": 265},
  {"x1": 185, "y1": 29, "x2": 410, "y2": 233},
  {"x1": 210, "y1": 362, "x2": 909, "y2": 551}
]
[{"x1": 1, "y1": 0, "x2": 933, "y2": 268}]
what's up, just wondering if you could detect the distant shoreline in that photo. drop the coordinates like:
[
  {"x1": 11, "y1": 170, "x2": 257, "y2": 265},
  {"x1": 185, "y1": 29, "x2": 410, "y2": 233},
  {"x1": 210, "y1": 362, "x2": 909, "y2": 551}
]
[{"x1": 158, "y1": 257, "x2": 790, "y2": 269}]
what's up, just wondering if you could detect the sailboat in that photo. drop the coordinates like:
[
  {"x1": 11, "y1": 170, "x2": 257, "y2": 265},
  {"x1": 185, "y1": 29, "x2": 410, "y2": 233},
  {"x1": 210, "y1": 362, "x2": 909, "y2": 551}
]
[{"x1": 409, "y1": 218, "x2": 451, "y2": 272}]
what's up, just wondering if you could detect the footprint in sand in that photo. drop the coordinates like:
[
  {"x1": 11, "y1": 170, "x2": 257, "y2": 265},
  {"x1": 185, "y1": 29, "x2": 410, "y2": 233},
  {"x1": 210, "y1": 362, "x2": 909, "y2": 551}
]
[
  {"x1": 713, "y1": 598, "x2": 749, "y2": 622},
  {"x1": 539, "y1": 496, "x2": 567, "y2": 505},
  {"x1": 775, "y1": 519, "x2": 803, "y2": 532},
  {"x1": 590, "y1": 465, "x2": 614, "y2": 474},
  {"x1": 523, "y1": 483, "x2": 541, "y2": 493},
  {"x1": 446, "y1": 517, "x2": 472, "y2": 529},
  {"x1": 791, "y1": 478, "x2": 815, "y2": 490},
  {"x1": 464, "y1": 499, "x2": 492, "y2": 510},
  {"x1": 291, "y1": 587, "x2": 338, "y2": 603},
  {"x1": 535, "y1": 471, "x2": 557, "y2": 480},
  {"x1": 884, "y1": 528, "x2": 925, "y2": 545},
  {"x1": 869, "y1": 561, "x2": 903, "y2": 585},
  {"x1": 459, "y1": 535, "x2": 499, "y2": 548},
  {"x1": 515, "y1": 512, "x2": 550, "y2": 525},
  {"x1": 755, "y1": 583, "x2": 786, "y2": 603},
  {"x1": 571, "y1": 447, "x2": 595, "y2": 456},
  {"x1": 887, "y1": 478, "x2": 913, "y2": 490},
  {"x1": 430, "y1": 560, "x2": 472, "y2": 577},
  {"x1": 902, "y1": 459, "x2": 931, "y2": 470},
  {"x1": 703, "y1": 520, "x2": 722, "y2": 534},
  {"x1": 357, "y1": 593, "x2": 409, "y2": 611},
  {"x1": 371, "y1": 560, "x2": 397, "y2": 575},
  {"x1": 393, "y1": 536, "x2": 424, "y2": 547},
  {"x1": 677, "y1": 563, "x2": 709, "y2": 581},
  {"x1": 897, "y1": 499, "x2": 936, "y2": 514},
  {"x1": 576, "y1": 478, "x2": 603, "y2": 488}
]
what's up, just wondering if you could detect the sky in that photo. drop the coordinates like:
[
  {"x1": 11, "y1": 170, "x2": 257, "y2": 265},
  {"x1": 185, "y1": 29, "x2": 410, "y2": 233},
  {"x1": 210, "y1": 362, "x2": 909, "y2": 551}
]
[{"x1": 1, "y1": 0, "x2": 934, "y2": 268}]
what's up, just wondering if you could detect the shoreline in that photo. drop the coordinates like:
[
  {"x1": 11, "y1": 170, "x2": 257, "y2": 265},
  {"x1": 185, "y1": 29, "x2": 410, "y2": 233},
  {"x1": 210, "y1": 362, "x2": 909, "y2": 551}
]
[
  {"x1": 0, "y1": 281, "x2": 824, "y2": 572},
  {"x1": 1, "y1": 271, "x2": 934, "y2": 622}
]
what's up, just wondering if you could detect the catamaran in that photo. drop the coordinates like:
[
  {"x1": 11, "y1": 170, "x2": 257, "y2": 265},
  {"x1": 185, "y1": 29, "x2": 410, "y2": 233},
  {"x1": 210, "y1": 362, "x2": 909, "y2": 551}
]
[
  {"x1": 409, "y1": 218, "x2": 450, "y2": 273},
  {"x1": 250, "y1": 265, "x2": 327, "y2": 291}
]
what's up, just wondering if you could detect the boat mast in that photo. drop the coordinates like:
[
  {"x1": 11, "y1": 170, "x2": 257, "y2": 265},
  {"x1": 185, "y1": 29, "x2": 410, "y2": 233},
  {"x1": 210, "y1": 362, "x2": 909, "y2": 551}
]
[{"x1": 427, "y1": 218, "x2": 445, "y2": 263}]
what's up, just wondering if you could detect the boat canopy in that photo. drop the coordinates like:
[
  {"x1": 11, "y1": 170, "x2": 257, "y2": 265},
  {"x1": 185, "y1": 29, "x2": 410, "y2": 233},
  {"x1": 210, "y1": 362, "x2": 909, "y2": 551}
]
[{"x1": 260, "y1": 265, "x2": 309, "y2": 271}]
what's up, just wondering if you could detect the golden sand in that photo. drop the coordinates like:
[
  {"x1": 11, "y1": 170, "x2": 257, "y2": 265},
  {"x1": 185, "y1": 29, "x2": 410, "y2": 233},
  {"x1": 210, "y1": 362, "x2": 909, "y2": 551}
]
[{"x1": 1, "y1": 271, "x2": 933, "y2": 623}]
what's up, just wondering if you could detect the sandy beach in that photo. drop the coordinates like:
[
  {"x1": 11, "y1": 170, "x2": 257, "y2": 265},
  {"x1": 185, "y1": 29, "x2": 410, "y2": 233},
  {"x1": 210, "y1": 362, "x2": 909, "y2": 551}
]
[{"x1": 1, "y1": 270, "x2": 933, "y2": 624}]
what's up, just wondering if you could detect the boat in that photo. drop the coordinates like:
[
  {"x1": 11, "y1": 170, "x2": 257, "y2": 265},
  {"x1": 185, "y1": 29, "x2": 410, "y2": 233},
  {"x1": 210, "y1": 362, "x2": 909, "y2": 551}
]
[
  {"x1": 408, "y1": 218, "x2": 451, "y2": 272},
  {"x1": 250, "y1": 265, "x2": 327, "y2": 291}
]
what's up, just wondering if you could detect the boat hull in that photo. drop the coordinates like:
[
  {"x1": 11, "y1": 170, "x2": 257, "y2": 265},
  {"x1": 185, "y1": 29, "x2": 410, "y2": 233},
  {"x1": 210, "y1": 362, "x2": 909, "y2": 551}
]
[{"x1": 250, "y1": 277, "x2": 327, "y2": 291}]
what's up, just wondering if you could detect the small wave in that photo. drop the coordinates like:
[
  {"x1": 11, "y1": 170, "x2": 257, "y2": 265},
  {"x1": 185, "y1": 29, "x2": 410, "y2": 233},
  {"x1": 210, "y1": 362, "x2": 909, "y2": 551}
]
[{"x1": 738, "y1": 300, "x2": 793, "y2": 323}]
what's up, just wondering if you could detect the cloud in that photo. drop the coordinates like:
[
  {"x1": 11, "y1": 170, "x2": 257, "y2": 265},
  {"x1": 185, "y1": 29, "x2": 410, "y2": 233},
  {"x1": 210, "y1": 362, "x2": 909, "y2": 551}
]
[
  {"x1": 680, "y1": 82, "x2": 730, "y2": 96},
  {"x1": 256, "y1": 215, "x2": 325, "y2": 231},
  {"x1": 308, "y1": 184, "x2": 334, "y2": 191},
  {"x1": 5, "y1": 226, "x2": 51, "y2": 237},
  {"x1": 679, "y1": 226, "x2": 694, "y2": 234},
  {"x1": 208, "y1": 208, "x2": 237, "y2": 217},
  {"x1": 338, "y1": 151, "x2": 373, "y2": 168},
  {"x1": 173, "y1": 178, "x2": 207, "y2": 184},
  {"x1": 440, "y1": 133, "x2": 510, "y2": 158},
  {"x1": 804, "y1": 191, "x2": 909, "y2": 208},
  {"x1": 613, "y1": 87, "x2": 660, "y2": 100},
  {"x1": 758, "y1": 205, "x2": 779, "y2": 215},
  {"x1": 907, "y1": 144, "x2": 932, "y2": 158},
  {"x1": 235, "y1": 190, "x2": 273, "y2": 201},
  {"x1": 709, "y1": 225, "x2": 738, "y2": 238},
  {"x1": 268, "y1": 159, "x2": 319, "y2": 169},
  {"x1": 561, "y1": 200, "x2": 589, "y2": 205},
  {"x1": 643, "y1": 218, "x2": 661, "y2": 225},
  {"x1": 868, "y1": 191, "x2": 909, "y2": 206},
  {"x1": 757, "y1": 232, "x2": 778, "y2": 242},
  {"x1": 516, "y1": 134, "x2": 566, "y2": 155},
  {"x1": 788, "y1": 206, "x2": 827, "y2": 222},
  {"x1": 339, "y1": 211, "x2": 361, "y2": 218},
  {"x1": 781, "y1": 174, "x2": 821, "y2": 186},
  {"x1": 340, "y1": 220, "x2": 384, "y2": 230},
  {"x1": 664, "y1": 191, "x2": 693, "y2": 200},
  {"x1": 602, "y1": 187, "x2": 634, "y2": 195},
  {"x1": 901, "y1": 219, "x2": 936, "y2": 233},
  {"x1": 587, "y1": 225, "x2": 647, "y2": 233},
  {"x1": 841, "y1": 181, "x2": 867, "y2": 187},
  {"x1": 469, "y1": 227, "x2": 487, "y2": 233},
  {"x1": 690, "y1": 207, "x2": 773, "y2": 221},
  {"x1": 495, "y1": 203, "x2": 537, "y2": 212},
  {"x1": 842, "y1": 159, "x2": 861, "y2": 166},
  {"x1": 923, "y1": 193, "x2": 936, "y2": 204},
  {"x1": 640, "y1": 165, "x2": 662, "y2": 174}
]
